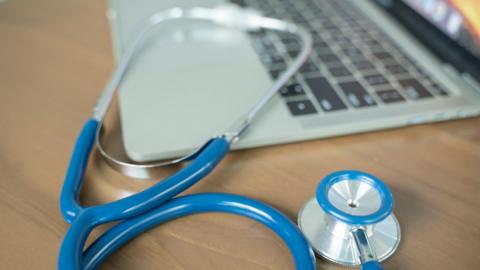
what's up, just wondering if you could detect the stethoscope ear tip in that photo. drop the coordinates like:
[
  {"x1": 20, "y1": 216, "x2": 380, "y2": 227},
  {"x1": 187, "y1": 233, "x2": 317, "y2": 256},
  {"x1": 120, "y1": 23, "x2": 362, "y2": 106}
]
[{"x1": 297, "y1": 170, "x2": 401, "y2": 268}]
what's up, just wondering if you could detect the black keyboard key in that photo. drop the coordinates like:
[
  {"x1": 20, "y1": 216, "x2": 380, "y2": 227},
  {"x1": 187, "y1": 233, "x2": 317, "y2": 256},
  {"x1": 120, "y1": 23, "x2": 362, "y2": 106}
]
[
  {"x1": 342, "y1": 47, "x2": 364, "y2": 58},
  {"x1": 292, "y1": 17, "x2": 308, "y2": 25},
  {"x1": 376, "y1": 89, "x2": 406, "y2": 103},
  {"x1": 322, "y1": 20, "x2": 337, "y2": 29},
  {"x1": 260, "y1": 53, "x2": 285, "y2": 67},
  {"x1": 349, "y1": 53, "x2": 370, "y2": 62},
  {"x1": 339, "y1": 82, "x2": 377, "y2": 107},
  {"x1": 328, "y1": 28, "x2": 345, "y2": 36},
  {"x1": 300, "y1": 62, "x2": 320, "y2": 73},
  {"x1": 255, "y1": 36, "x2": 276, "y2": 50},
  {"x1": 350, "y1": 24, "x2": 364, "y2": 32},
  {"x1": 269, "y1": 69, "x2": 282, "y2": 79},
  {"x1": 352, "y1": 60, "x2": 375, "y2": 71},
  {"x1": 325, "y1": 25, "x2": 341, "y2": 32},
  {"x1": 287, "y1": 49, "x2": 300, "y2": 58},
  {"x1": 277, "y1": 31, "x2": 295, "y2": 40},
  {"x1": 281, "y1": 37, "x2": 300, "y2": 49},
  {"x1": 385, "y1": 64, "x2": 407, "y2": 74},
  {"x1": 306, "y1": 77, "x2": 348, "y2": 112},
  {"x1": 373, "y1": 51, "x2": 393, "y2": 60},
  {"x1": 317, "y1": 53, "x2": 341, "y2": 63},
  {"x1": 330, "y1": 35, "x2": 350, "y2": 44},
  {"x1": 399, "y1": 79, "x2": 433, "y2": 99},
  {"x1": 280, "y1": 83, "x2": 305, "y2": 97},
  {"x1": 356, "y1": 34, "x2": 372, "y2": 41},
  {"x1": 338, "y1": 41, "x2": 356, "y2": 50},
  {"x1": 329, "y1": 66, "x2": 352, "y2": 77},
  {"x1": 364, "y1": 74, "x2": 389, "y2": 86},
  {"x1": 286, "y1": 100, "x2": 317, "y2": 116},
  {"x1": 363, "y1": 39, "x2": 381, "y2": 47},
  {"x1": 314, "y1": 40, "x2": 329, "y2": 49},
  {"x1": 315, "y1": 46, "x2": 334, "y2": 55}
]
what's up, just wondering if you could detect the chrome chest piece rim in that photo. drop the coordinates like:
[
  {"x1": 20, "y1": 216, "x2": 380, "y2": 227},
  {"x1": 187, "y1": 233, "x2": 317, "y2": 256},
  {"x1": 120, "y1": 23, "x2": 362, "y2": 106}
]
[{"x1": 298, "y1": 170, "x2": 401, "y2": 267}]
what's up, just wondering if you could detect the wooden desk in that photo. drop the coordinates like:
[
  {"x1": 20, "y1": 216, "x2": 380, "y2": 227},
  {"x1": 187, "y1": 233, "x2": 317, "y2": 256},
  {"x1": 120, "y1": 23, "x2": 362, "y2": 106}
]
[{"x1": 1, "y1": 1, "x2": 479, "y2": 269}]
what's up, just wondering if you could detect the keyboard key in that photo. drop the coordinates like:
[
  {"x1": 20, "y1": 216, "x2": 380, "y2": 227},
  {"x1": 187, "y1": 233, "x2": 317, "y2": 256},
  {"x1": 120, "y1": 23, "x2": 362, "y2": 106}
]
[
  {"x1": 269, "y1": 69, "x2": 282, "y2": 79},
  {"x1": 315, "y1": 46, "x2": 334, "y2": 55},
  {"x1": 317, "y1": 53, "x2": 341, "y2": 63},
  {"x1": 373, "y1": 51, "x2": 393, "y2": 60},
  {"x1": 363, "y1": 39, "x2": 381, "y2": 47},
  {"x1": 330, "y1": 35, "x2": 350, "y2": 45},
  {"x1": 306, "y1": 77, "x2": 348, "y2": 112},
  {"x1": 322, "y1": 20, "x2": 337, "y2": 29},
  {"x1": 342, "y1": 47, "x2": 363, "y2": 57},
  {"x1": 260, "y1": 53, "x2": 285, "y2": 67},
  {"x1": 255, "y1": 36, "x2": 276, "y2": 50},
  {"x1": 399, "y1": 79, "x2": 433, "y2": 99},
  {"x1": 292, "y1": 17, "x2": 308, "y2": 25},
  {"x1": 376, "y1": 89, "x2": 406, "y2": 103},
  {"x1": 339, "y1": 42, "x2": 357, "y2": 50},
  {"x1": 350, "y1": 24, "x2": 363, "y2": 32},
  {"x1": 280, "y1": 82, "x2": 305, "y2": 97},
  {"x1": 287, "y1": 49, "x2": 300, "y2": 58},
  {"x1": 364, "y1": 74, "x2": 389, "y2": 86},
  {"x1": 277, "y1": 31, "x2": 295, "y2": 40},
  {"x1": 328, "y1": 66, "x2": 352, "y2": 77},
  {"x1": 339, "y1": 82, "x2": 377, "y2": 107},
  {"x1": 286, "y1": 100, "x2": 317, "y2": 116},
  {"x1": 314, "y1": 40, "x2": 329, "y2": 49},
  {"x1": 352, "y1": 60, "x2": 375, "y2": 71},
  {"x1": 325, "y1": 25, "x2": 341, "y2": 32},
  {"x1": 300, "y1": 62, "x2": 320, "y2": 73},
  {"x1": 281, "y1": 37, "x2": 300, "y2": 49},
  {"x1": 385, "y1": 64, "x2": 407, "y2": 74},
  {"x1": 328, "y1": 28, "x2": 345, "y2": 36}
]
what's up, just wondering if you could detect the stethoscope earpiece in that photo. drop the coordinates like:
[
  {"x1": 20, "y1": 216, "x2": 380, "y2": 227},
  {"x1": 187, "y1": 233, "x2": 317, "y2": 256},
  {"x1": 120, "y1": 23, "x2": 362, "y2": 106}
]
[{"x1": 298, "y1": 170, "x2": 401, "y2": 269}]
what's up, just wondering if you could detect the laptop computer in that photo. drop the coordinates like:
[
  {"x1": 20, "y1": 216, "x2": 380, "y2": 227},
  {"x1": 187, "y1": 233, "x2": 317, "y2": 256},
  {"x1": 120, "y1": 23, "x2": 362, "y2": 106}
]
[{"x1": 107, "y1": 0, "x2": 480, "y2": 162}]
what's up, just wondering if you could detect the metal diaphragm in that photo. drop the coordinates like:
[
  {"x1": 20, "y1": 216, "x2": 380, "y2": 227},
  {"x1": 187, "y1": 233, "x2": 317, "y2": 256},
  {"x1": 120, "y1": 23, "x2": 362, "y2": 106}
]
[
  {"x1": 298, "y1": 198, "x2": 400, "y2": 266},
  {"x1": 298, "y1": 171, "x2": 401, "y2": 266}
]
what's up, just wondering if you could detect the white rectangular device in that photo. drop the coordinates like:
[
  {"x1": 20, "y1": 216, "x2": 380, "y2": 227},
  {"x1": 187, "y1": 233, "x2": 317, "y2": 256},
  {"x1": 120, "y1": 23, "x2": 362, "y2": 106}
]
[{"x1": 108, "y1": 0, "x2": 480, "y2": 162}]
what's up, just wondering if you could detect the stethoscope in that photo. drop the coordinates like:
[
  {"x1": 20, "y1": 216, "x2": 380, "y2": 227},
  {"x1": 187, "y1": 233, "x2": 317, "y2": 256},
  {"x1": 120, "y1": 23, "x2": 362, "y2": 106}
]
[{"x1": 59, "y1": 5, "x2": 400, "y2": 270}]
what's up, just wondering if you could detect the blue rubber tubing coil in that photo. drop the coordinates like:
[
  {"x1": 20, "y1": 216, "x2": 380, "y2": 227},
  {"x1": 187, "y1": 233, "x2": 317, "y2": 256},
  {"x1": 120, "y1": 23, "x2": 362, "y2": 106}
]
[{"x1": 58, "y1": 119, "x2": 316, "y2": 270}]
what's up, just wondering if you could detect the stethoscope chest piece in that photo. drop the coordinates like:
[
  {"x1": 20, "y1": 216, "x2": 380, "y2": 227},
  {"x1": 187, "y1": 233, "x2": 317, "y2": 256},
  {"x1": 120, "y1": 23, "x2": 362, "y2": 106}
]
[{"x1": 298, "y1": 170, "x2": 401, "y2": 268}]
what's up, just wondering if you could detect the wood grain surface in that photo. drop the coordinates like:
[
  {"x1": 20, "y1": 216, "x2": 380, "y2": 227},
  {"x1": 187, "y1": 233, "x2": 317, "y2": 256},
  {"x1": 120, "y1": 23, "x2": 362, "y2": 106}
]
[{"x1": 1, "y1": 1, "x2": 479, "y2": 269}]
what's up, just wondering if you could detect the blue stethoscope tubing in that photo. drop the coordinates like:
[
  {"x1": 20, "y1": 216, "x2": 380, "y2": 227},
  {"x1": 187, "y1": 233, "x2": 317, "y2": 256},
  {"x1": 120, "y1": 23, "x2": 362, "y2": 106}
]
[
  {"x1": 60, "y1": 5, "x2": 316, "y2": 269},
  {"x1": 59, "y1": 118, "x2": 316, "y2": 269}
]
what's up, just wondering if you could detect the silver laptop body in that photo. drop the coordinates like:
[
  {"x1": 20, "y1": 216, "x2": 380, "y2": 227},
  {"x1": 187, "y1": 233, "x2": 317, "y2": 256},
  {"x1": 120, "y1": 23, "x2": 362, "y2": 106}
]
[{"x1": 107, "y1": 0, "x2": 480, "y2": 162}]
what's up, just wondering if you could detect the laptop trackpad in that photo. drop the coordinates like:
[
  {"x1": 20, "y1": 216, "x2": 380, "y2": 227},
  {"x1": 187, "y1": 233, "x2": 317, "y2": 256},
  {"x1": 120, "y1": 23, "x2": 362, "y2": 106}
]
[{"x1": 119, "y1": 21, "x2": 271, "y2": 161}]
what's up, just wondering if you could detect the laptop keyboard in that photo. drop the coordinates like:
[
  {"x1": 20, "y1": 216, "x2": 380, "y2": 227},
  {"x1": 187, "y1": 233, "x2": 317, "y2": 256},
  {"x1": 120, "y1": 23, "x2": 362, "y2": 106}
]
[{"x1": 231, "y1": 0, "x2": 450, "y2": 116}]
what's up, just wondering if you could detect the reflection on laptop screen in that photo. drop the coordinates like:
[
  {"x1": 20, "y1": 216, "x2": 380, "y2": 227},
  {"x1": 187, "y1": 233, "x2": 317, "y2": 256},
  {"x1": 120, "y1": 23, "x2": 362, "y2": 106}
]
[{"x1": 403, "y1": 0, "x2": 480, "y2": 58}]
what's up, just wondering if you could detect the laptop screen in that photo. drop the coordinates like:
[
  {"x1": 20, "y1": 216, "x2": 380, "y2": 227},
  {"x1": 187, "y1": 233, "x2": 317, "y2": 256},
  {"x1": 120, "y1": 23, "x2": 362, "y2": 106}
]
[{"x1": 402, "y1": 0, "x2": 480, "y2": 58}]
